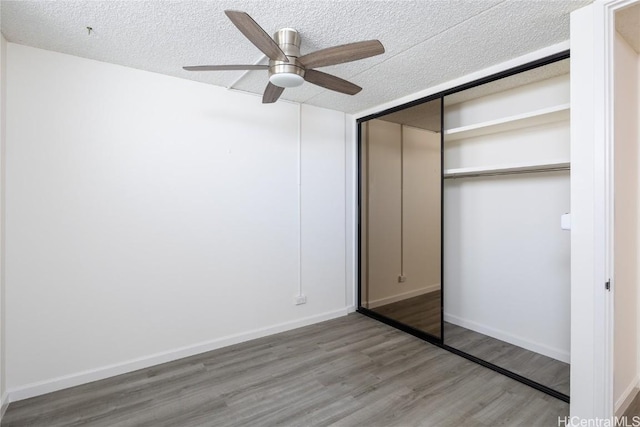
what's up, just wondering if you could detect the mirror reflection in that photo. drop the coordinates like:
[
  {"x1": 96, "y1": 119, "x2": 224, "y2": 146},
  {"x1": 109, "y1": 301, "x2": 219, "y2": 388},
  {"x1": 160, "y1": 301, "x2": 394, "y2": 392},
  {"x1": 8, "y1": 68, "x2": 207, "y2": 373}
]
[{"x1": 360, "y1": 98, "x2": 442, "y2": 338}]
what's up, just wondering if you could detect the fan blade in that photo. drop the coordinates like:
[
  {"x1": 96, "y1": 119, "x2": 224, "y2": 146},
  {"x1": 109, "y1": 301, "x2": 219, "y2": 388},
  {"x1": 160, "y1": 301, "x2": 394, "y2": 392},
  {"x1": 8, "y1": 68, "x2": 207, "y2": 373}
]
[
  {"x1": 183, "y1": 65, "x2": 269, "y2": 71},
  {"x1": 262, "y1": 82, "x2": 285, "y2": 104},
  {"x1": 304, "y1": 69, "x2": 362, "y2": 95},
  {"x1": 298, "y1": 40, "x2": 384, "y2": 69},
  {"x1": 225, "y1": 10, "x2": 289, "y2": 62}
]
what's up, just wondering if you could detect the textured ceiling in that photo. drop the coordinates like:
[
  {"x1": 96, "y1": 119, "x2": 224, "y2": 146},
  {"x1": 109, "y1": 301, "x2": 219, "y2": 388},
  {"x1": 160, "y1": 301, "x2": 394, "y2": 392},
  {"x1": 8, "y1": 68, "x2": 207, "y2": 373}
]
[
  {"x1": 617, "y1": 3, "x2": 640, "y2": 53},
  {"x1": 1, "y1": 0, "x2": 591, "y2": 114}
]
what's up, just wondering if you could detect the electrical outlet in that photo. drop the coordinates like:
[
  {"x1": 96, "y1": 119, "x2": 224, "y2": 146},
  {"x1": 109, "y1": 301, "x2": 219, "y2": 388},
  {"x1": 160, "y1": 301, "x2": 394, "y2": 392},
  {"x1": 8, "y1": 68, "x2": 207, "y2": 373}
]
[{"x1": 294, "y1": 295, "x2": 307, "y2": 305}]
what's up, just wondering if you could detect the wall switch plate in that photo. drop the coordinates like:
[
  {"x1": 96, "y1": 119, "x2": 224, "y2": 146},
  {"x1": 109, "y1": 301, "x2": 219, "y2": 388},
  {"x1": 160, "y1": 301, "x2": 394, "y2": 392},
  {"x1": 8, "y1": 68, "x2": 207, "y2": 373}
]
[
  {"x1": 398, "y1": 275, "x2": 406, "y2": 283},
  {"x1": 294, "y1": 295, "x2": 307, "y2": 305},
  {"x1": 561, "y1": 213, "x2": 571, "y2": 231}
]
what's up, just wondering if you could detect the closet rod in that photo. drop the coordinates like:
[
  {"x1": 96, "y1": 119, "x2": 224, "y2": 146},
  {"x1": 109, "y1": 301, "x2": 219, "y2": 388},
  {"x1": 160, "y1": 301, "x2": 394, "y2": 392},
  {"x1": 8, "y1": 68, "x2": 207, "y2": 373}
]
[{"x1": 444, "y1": 166, "x2": 570, "y2": 179}]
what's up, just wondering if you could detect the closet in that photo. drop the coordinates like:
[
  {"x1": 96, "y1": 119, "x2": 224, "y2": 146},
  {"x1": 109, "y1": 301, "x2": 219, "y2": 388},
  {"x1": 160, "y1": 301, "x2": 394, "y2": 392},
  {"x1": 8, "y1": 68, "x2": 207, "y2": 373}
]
[
  {"x1": 358, "y1": 54, "x2": 571, "y2": 401},
  {"x1": 360, "y1": 98, "x2": 442, "y2": 338},
  {"x1": 442, "y1": 57, "x2": 571, "y2": 397}
]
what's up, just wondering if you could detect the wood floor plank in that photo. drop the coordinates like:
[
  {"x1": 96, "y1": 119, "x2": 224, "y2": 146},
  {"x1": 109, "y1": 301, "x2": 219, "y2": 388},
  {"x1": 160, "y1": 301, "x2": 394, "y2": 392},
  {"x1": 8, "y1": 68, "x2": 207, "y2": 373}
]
[
  {"x1": 372, "y1": 291, "x2": 569, "y2": 395},
  {"x1": 1, "y1": 313, "x2": 568, "y2": 427},
  {"x1": 445, "y1": 322, "x2": 570, "y2": 395},
  {"x1": 371, "y1": 291, "x2": 442, "y2": 338},
  {"x1": 624, "y1": 392, "x2": 640, "y2": 418}
]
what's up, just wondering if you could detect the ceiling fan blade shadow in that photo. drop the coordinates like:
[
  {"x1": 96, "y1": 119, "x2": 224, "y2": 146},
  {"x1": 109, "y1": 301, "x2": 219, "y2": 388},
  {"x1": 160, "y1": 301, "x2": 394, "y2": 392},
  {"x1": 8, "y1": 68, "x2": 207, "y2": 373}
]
[
  {"x1": 225, "y1": 10, "x2": 289, "y2": 62},
  {"x1": 263, "y1": 82, "x2": 285, "y2": 103},
  {"x1": 298, "y1": 40, "x2": 384, "y2": 69},
  {"x1": 304, "y1": 69, "x2": 362, "y2": 95},
  {"x1": 183, "y1": 65, "x2": 269, "y2": 71}
]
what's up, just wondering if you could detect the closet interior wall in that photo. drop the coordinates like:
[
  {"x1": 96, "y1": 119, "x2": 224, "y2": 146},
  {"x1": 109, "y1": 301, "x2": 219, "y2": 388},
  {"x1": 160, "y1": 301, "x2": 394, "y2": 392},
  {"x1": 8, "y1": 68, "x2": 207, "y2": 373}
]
[
  {"x1": 442, "y1": 68, "x2": 571, "y2": 364},
  {"x1": 439, "y1": 60, "x2": 572, "y2": 400}
]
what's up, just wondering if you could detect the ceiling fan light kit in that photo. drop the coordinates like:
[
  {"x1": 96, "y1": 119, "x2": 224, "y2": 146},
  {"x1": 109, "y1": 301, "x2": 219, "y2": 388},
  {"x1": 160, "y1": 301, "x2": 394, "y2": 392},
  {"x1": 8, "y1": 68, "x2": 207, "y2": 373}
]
[
  {"x1": 269, "y1": 71, "x2": 304, "y2": 88},
  {"x1": 269, "y1": 28, "x2": 305, "y2": 88},
  {"x1": 183, "y1": 10, "x2": 385, "y2": 103}
]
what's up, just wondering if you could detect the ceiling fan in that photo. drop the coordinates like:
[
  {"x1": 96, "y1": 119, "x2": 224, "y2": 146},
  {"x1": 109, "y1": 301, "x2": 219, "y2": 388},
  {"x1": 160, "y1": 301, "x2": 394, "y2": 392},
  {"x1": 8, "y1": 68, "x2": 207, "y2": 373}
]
[{"x1": 183, "y1": 10, "x2": 385, "y2": 103}]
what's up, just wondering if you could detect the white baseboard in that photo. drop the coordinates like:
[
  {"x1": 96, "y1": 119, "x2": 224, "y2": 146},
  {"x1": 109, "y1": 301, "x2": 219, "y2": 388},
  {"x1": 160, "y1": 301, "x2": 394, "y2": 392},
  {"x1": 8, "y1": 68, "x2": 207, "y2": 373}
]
[
  {"x1": 444, "y1": 313, "x2": 570, "y2": 363},
  {"x1": 346, "y1": 305, "x2": 356, "y2": 313},
  {"x1": 615, "y1": 377, "x2": 639, "y2": 416},
  {"x1": 1, "y1": 392, "x2": 9, "y2": 421},
  {"x1": 367, "y1": 284, "x2": 440, "y2": 309},
  {"x1": 8, "y1": 307, "x2": 350, "y2": 403}
]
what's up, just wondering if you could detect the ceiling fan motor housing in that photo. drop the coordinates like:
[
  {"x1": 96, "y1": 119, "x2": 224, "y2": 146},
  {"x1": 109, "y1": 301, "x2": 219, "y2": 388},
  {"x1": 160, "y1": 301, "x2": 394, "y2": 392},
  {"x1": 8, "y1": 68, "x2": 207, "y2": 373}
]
[
  {"x1": 183, "y1": 10, "x2": 385, "y2": 102},
  {"x1": 269, "y1": 28, "x2": 305, "y2": 87}
]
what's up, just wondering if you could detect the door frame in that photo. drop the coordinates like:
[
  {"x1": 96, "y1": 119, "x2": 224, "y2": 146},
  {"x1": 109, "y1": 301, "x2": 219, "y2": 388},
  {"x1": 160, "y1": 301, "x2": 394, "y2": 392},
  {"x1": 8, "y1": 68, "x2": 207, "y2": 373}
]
[{"x1": 570, "y1": 0, "x2": 639, "y2": 418}]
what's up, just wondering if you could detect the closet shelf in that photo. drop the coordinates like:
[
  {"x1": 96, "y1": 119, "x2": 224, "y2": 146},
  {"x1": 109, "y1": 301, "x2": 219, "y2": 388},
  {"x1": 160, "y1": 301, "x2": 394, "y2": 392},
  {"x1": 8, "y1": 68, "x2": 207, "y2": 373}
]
[
  {"x1": 444, "y1": 160, "x2": 570, "y2": 179},
  {"x1": 444, "y1": 103, "x2": 570, "y2": 142}
]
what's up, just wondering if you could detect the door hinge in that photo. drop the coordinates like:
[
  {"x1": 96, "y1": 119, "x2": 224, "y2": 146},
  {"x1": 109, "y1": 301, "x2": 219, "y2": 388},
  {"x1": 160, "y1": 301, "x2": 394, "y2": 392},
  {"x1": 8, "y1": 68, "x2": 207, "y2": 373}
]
[{"x1": 605, "y1": 280, "x2": 611, "y2": 291}]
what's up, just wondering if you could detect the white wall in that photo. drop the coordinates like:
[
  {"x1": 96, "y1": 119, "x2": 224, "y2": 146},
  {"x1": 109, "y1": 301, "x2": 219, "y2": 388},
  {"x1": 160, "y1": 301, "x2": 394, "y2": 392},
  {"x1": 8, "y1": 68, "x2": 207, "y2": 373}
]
[
  {"x1": 0, "y1": 32, "x2": 6, "y2": 419},
  {"x1": 637, "y1": 42, "x2": 640, "y2": 405},
  {"x1": 4, "y1": 43, "x2": 350, "y2": 401},
  {"x1": 346, "y1": 114, "x2": 357, "y2": 309},
  {"x1": 443, "y1": 74, "x2": 571, "y2": 362},
  {"x1": 613, "y1": 31, "x2": 640, "y2": 411},
  {"x1": 300, "y1": 103, "x2": 347, "y2": 310}
]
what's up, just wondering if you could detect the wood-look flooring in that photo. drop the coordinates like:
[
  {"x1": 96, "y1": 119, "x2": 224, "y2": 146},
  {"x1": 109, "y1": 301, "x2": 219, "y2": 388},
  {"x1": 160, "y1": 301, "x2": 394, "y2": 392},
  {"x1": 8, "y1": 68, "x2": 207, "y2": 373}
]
[
  {"x1": 371, "y1": 292, "x2": 570, "y2": 395},
  {"x1": 624, "y1": 392, "x2": 640, "y2": 418},
  {"x1": 1, "y1": 314, "x2": 567, "y2": 427},
  {"x1": 371, "y1": 291, "x2": 441, "y2": 337},
  {"x1": 445, "y1": 323, "x2": 570, "y2": 396}
]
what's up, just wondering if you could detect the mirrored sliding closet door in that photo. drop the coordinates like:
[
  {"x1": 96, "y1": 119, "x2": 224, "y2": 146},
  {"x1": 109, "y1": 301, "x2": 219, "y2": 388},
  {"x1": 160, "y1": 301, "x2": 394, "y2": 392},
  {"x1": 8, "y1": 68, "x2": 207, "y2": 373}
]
[
  {"x1": 360, "y1": 98, "x2": 443, "y2": 339},
  {"x1": 358, "y1": 54, "x2": 570, "y2": 402}
]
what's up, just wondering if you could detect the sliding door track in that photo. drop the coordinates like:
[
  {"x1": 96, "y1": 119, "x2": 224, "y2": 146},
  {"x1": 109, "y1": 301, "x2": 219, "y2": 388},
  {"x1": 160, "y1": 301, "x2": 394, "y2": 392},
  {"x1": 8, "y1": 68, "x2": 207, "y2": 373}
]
[{"x1": 356, "y1": 308, "x2": 570, "y2": 403}]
